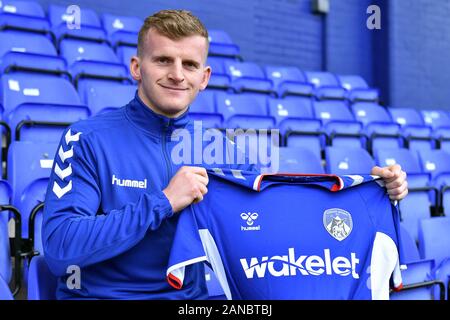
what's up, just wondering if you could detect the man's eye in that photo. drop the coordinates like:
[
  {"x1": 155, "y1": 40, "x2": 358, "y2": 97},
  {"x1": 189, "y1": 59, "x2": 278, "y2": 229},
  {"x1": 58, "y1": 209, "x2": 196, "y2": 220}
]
[
  {"x1": 184, "y1": 62, "x2": 198, "y2": 69},
  {"x1": 158, "y1": 58, "x2": 169, "y2": 64}
]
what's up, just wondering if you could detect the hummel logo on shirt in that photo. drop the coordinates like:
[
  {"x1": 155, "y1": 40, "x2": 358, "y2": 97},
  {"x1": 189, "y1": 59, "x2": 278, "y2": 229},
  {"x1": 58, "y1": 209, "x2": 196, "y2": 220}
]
[{"x1": 112, "y1": 174, "x2": 147, "y2": 189}]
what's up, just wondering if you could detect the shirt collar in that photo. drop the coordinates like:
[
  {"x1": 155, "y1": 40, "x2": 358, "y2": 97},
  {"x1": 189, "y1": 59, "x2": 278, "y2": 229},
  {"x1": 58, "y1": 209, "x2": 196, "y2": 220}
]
[{"x1": 125, "y1": 90, "x2": 191, "y2": 137}]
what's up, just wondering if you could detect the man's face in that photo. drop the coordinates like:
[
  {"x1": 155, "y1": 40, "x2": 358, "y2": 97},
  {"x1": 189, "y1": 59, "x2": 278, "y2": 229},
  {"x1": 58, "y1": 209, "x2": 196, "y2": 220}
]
[{"x1": 131, "y1": 28, "x2": 211, "y2": 118}]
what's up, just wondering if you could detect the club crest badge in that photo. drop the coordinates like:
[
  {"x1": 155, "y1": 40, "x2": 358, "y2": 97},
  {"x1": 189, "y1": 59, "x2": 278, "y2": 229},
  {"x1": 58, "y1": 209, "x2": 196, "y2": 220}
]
[{"x1": 323, "y1": 208, "x2": 353, "y2": 241}]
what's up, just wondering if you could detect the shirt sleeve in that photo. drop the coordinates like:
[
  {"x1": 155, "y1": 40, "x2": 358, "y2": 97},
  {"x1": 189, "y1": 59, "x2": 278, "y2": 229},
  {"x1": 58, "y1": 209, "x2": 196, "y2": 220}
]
[{"x1": 42, "y1": 128, "x2": 173, "y2": 276}]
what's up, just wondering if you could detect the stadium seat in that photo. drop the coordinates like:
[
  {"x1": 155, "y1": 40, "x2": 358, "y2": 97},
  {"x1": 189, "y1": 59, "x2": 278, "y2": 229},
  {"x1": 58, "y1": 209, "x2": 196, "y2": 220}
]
[
  {"x1": 0, "y1": 30, "x2": 67, "y2": 77},
  {"x1": 375, "y1": 148, "x2": 430, "y2": 188},
  {"x1": 433, "y1": 126, "x2": 450, "y2": 153},
  {"x1": 0, "y1": 274, "x2": 13, "y2": 300},
  {"x1": 268, "y1": 97, "x2": 314, "y2": 126},
  {"x1": 207, "y1": 29, "x2": 240, "y2": 59},
  {"x1": 421, "y1": 110, "x2": 450, "y2": 130},
  {"x1": 389, "y1": 107, "x2": 435, "y2": 154},
  {"x1": 215, "y1": 92, "x2": 275, "y2": 129},
  {"x1": 277, "y1": 146, "x2": 324, "y2": 174},
  {"x1": 0, "y1": 180, "x2": 12, "y2": 285},
  {"x1": 0, "y1": 73, "x2": 90, "y2": 142},
  {"x1": 206, "y1": 57, "x2": 232, "y2": 91},
  {"x1": 0, "y1": 0, "x2": 51, "y2": 36},
  {"x1": 27, "y1": 255, "x2": 57, "y2": 300},
  {"x1": 304, "y1": 71, "x2": 346, "y2": 100},
  {"x1": 325, "y1": 146, "x2": 375, "y2": 175},
  {"x1": 223, "y1": 60, "x2": 275, "y2": 95},
  {"x1": 264, "y1": 65, "x2": 314, "y2": 98},
  {"x1": 59, "y1": 38, "x2": 131, "y2": 102},
  {"x1": 314, "y1": 100, "x2": 365, "y2": 149},
  {"x1": 86, "y1": 83, "x2": 136, "y2": 115},
  {"x1": 115, "y1": 45, "x2": 136, "y2": 80},
  {"x1": 189, "y1": 90, "x2": 223, "y2": 129},
  {"x1": 350, "y1": 103, "x2": 403, "y2": 153},
  {"x1": 390, "y1": 225, "x2": 441, "y2": 300},
  {"x1": 337, "y1": 74, "x2": 379, "y2": 102},
  {"x1": 48, "y1": 4, "x2": 106, "y2": 44},
  {"x1": 418, "y1": 217, "x2": 450, "y2": 299},
  {"x1": 7, "y1": 141, "x2": 58, "y2": 256},
  {"x1": 101, "y1": 13, "x2": 141, "y2": 47}
]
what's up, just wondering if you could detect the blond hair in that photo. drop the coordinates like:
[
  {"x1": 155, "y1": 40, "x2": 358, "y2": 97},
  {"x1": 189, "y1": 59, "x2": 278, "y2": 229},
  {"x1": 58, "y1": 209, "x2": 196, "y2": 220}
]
[{"x1": 137, "y1": 9, "x2": 209, "y2": 56}]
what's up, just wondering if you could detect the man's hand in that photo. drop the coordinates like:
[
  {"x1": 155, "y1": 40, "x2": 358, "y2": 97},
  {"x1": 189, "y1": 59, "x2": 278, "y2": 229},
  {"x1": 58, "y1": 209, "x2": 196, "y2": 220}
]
[
  {"x1": 163, "y1": 166, "x2": 209, "y2": 213},
  {"x1": 371, "y1": 164, "x2": 408, "y2": 201}
]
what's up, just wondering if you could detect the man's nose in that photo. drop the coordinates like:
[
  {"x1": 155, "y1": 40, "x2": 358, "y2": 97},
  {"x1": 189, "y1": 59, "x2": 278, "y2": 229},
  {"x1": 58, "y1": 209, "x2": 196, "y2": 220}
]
[{"x1": 168, "y1": 62, "x2": 184, "y2": 83}]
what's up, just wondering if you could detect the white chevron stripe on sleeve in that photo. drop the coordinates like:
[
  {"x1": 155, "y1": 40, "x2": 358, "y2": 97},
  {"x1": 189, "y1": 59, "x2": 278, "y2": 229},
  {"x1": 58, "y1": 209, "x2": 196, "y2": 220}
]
[
  {"x1": 65, "y1": 129, "x2": 82, "y2": 145},
  {"x1": 53, "y1": 180, "x2": 73, "y2": 199},
  {"x1": 58, "y1": 145, "x2": 74, "y2": 163},
  {"x1": 54, "y1": 163, "x2": 72, "y2": 180}
]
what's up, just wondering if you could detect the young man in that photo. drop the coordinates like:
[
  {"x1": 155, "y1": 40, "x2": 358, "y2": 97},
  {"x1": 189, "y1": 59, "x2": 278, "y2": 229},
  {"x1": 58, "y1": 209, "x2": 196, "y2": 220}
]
[{"x1": 42, "y1": 10, "x2": 407, "y2": 300}]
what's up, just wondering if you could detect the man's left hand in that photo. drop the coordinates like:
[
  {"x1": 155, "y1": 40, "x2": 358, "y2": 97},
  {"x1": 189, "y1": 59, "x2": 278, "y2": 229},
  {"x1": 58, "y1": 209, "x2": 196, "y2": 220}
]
[{"x1": 371, "y1": 165, "x2": 408, "y2": 201}]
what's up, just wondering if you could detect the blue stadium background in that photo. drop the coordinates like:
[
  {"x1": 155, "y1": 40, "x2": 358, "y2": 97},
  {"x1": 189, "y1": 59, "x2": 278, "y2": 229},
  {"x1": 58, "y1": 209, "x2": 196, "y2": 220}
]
[{"x1": 0, "y1": 0, "x2": 449, "y2": 300}]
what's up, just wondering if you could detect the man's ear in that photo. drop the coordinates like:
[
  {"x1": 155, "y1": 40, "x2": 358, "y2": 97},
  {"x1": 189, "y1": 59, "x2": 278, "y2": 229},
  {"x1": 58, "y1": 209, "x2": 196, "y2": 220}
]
[
  {"x1": 199, "y1": 65, "x2": 211, "y2": 91},
  {"x1": 130, "y1": 56, "x2": 141, "y2": 82}
]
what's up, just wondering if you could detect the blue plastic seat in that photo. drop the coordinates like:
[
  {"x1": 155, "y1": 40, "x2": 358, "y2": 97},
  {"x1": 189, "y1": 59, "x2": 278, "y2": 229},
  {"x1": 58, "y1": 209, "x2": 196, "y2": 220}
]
[
  {"x1": 0, "y1": 274, "x2": 13, "y2": 300},
  {"x1": 208, "y1": 29, "x2": 240, "y2": 59},
  {"x1": 390, "y1": 225, "x2": 439, "y2": 300},
  {"x1": 277, "y1": 146, "x2": 324, "y2": 174},
  {"x1": 0, "y1": 30, "x2": 67, "y2": 76},
  {"x1": 101, "y1": 13, "x2": 141, "y2": 47},
  {"x1": 421, "y1": 110, "x2": 450, "y2": 130},
  {"x1": 268, "y1": 97, "x2": 315, "y2": 131},
  {"x1": 115, "y1": 45, "x2": 136, "y2": 80},
  {"x1": 418, "y1": 149, "x2": 450, "y2": 216},
  {"x1": 418, "y1": 217, "x2": 450, "y2": 299},
  {"x1": 314, "y1": 100, "x2": 364, "y2": 149},
  {"x1": 264, "y1": 65, "x2": 314, "y2": 98},
  {"x1": 0, "y1": 73, "x2": 90, "y2": 142},
  {"x1": 351, "y1": 103, "x2": 403, "y2": 152},
  {"x1": 337, "y1": 74, "x2": 379, "y2": 102},
  {"x1": 375, "y1": 148, "x2": 435, "y2": 242},
  {"x1": 325, "y1": 146, "x2": 375, "y2": 175},
  {"x1": 0, "y1": 0, "x2": 50, "y2": 35},
  {"x1": 206, "y1": 57, "x2": 231, "y2": 90},
  {"x1": 86, "y1": 83, "x2": 136, "y2": 115},
  {"x1": 27, "y1": 255, "x2": 57, "y2": 300},
  {"x1": 215, "y1": 92, "x2": 274, "y2": 129},
  {"x1": 0, "y1": 180, "x2": 12, "y2": 285},
  {"x1": 60, "y1": 38, "x2": 131, "y2": 103},
  {"x1": 389, "y1": 107, "x2": 435, "y2": 153},
  {"x1": 48, "y1": 4, "x2": 106, "y2": 43},
  {"x1": 8, "y1": 141, "x2": 59, "y2": 256},
  {"x1": 305, "y1": 71, "x2": 346, "y2": 100},
  {"x1": 189, "y1": 90, "x2": 223, "y2": 129},
  {"x1": 223, "y1": 60, "x2": 274, "y2": 95}
]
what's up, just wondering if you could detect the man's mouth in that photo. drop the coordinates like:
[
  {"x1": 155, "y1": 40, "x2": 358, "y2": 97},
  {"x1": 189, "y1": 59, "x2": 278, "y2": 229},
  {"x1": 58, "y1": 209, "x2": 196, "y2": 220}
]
[{"x1": 159, "y1": 84, "x2": 188, "y2": 91}]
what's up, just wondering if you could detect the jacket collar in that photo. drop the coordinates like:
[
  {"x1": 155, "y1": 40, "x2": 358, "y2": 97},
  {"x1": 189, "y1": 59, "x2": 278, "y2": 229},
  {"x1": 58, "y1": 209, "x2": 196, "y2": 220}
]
[{"x1": 125, "y1": 90, "x2": 191, "y2": 137}]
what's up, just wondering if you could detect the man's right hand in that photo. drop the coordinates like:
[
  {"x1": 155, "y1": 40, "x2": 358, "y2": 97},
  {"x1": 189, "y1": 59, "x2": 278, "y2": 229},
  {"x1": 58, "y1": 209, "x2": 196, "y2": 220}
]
[{"x1": 163, "y1": 166, "x2": 209, "y2": 213}]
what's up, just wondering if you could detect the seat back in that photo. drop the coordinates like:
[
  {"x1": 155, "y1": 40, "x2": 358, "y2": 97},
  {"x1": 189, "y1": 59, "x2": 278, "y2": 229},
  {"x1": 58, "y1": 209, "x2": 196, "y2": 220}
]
[
  {"x1": 8, "y1": 141, "x2": 57, "y2": 238},
  {"x1": 86, "y1": 83, "x2": 136, "y2": 115},
  {"x1": 27, "y1": 255, "x2": 57, "y2": 300},
  {"x1": 277, "y1": 147, "x2": 324, "y2": 174},
  {"x1": 0, "y1": 180, "x2": 12, "y2": 283},
  {"x1": 325, "y1": 146, "x2": 375, "y2": 175},
  {"x1": 0, "y1": 274, "x2": 13, "y2": 300}
]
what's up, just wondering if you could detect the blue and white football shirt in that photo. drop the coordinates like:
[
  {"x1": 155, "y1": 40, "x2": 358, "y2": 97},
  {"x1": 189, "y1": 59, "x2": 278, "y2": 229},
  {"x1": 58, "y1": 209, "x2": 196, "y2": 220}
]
[{"x1": 167, "y1": 169, "x2": 404, "y2": 300}]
